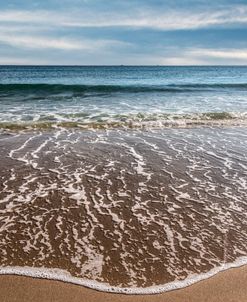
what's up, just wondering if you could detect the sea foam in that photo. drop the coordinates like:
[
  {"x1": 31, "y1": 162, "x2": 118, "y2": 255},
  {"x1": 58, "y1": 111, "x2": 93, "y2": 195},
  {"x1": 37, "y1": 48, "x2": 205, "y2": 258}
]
[{"x1": 0, "y1": 257, "x2": 247, "y2": 295}]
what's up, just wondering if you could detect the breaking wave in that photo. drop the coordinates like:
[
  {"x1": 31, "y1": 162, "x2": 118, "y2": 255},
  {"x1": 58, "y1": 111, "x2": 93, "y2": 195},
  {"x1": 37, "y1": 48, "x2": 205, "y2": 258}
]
[
  {"x1": 0, "y1": 112, "x2": 247, "y2": 131},
  {"x1": 1, "y1": 83, "x2": 247, "y2": 95}
]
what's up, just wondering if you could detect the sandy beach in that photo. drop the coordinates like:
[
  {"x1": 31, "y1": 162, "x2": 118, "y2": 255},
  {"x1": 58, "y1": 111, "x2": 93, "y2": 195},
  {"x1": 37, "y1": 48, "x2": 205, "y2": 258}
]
[{"x1": 0, "y1": 265, "x2": 246, "y2": 302}]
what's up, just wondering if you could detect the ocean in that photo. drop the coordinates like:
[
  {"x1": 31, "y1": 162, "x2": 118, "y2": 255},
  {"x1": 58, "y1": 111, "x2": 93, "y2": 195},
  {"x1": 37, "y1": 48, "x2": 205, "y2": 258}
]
[
  {"x1": 0, "y1": 66, "x2": 246, "y2": 294},
  {"x1": 0, "y1": 66, "x2": 247, "y2": 128}
]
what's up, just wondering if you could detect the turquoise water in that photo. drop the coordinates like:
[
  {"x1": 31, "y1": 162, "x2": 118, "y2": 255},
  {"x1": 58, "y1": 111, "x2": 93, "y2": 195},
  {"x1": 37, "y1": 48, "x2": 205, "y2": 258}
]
[{"x1": 0, "y1": 66, "x2": 247, "y2": 127}]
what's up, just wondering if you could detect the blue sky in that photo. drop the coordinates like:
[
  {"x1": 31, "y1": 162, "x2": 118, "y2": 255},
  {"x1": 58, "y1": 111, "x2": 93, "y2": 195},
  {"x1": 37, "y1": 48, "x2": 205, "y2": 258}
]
[{"x1": 0, "y1": 0, "x2": 247, "y2": 65}]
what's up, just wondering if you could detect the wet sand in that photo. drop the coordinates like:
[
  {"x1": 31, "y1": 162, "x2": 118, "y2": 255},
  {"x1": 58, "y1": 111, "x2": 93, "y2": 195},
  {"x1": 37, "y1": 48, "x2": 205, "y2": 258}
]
[
  {"x1": 0, "y1": 265, "x2": 246, "y2": 302},
  {"x1": 0, "y1": 128, "x2": 247, "y2": 291}
]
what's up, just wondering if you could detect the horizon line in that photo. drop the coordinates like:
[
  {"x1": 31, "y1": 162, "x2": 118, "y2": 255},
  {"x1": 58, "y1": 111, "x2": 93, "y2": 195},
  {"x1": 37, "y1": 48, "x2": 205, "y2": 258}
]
[{"x1": 0, "y1": 64, "x2": 247, "y2": 67}]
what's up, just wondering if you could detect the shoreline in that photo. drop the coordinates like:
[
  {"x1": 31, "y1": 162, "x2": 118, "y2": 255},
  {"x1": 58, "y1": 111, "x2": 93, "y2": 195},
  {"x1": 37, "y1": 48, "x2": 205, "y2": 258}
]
[
  {"x1": 0, "y1": 127, "x2": 246, "y2": 290},
  {"x1": 0, "y1": 265, "x2": 246, "y2": 302},
  {"x1": 0, "y1": 256, "x2": 247, "y2": 295},
  {"x1": 1, "y1": 117, "x2": 247, "y2": 132}
]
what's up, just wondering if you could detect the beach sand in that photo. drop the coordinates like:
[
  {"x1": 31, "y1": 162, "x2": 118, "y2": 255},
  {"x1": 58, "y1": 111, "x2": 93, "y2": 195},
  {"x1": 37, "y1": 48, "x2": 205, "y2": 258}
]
[{"x1": 0, "y1": 265, "x2": 246, "y2": 302}]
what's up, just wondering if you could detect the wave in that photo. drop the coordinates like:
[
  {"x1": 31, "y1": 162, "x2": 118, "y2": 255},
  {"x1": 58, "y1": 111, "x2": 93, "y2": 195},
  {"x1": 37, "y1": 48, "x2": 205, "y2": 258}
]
[
  {"x1": 0, "y1": 112, "x2": 247, "y2": 131},
  {"x1": 1, "y1": 82, "x2": 247, "y2": 95},
  {"x1": 0, "y1": 256, "x2": 247, "y2": 294}
]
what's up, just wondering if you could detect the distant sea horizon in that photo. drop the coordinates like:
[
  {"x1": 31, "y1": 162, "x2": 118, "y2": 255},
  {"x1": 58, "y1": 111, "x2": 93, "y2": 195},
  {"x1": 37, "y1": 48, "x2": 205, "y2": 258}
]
[{"x1": 1, "y1": 64, "x2": 247, "y2": 68}]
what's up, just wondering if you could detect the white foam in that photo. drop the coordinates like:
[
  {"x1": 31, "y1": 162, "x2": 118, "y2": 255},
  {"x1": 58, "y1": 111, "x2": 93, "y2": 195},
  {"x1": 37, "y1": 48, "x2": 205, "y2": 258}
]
[{"x1": 0, "y1": 257, "x2": 246, "y2": 295}]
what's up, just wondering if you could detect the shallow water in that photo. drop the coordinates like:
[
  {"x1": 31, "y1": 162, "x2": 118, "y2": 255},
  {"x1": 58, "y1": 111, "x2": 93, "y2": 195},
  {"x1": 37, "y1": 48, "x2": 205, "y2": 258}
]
[
  {"x1": 0, "y1": 66, "x2": 247, "y2": 128},
  {"x1": 0, "y1": 127, "x2": 246, "y2": 292}
]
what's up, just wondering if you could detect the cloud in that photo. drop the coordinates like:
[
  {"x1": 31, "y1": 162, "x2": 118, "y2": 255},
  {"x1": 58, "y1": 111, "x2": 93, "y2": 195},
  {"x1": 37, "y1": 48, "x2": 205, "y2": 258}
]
[
  {"x1": 0, "y1": 34, "x2": 82, "y2": 50},
  {"x1": 159, "y1": 56, "x2": 206, "y2": 66},
  {"x1": 0, "y1": 9, "x2": 131, "y2": 52},
  {"x1": 157, "y1": 48, "x2": 247, "y2": 65},
  {"x1": 0, "y1": 2, "x2": 247, "y2": 65},
  {"x1": 65, "y1": 6, "x2": 247, "y2": 30},
  {"x1": 0, "y1": 33, "x2": 127, "y2": 51},
  {"x1": 0, "y1": 10, "x2": 53, "y2": 24},
  {"x1": 189, "y1": 48, "x2": 247, "y2": 60},
  {"x1": 0, "y1": 5, "x2": 247, "y2": 31},
  {"x1": 0, "y1": 57, "x2": 36, "y2": 65}
]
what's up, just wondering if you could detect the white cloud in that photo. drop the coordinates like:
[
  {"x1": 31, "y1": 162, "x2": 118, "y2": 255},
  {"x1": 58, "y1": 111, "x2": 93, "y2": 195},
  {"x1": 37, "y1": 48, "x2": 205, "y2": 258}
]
[
  {"x1": 189, "y1": 48, "x2": 247, "y2": 60},
  {"x1": 1, "y1": 48, "x2": 246, "y2": 66},
  {"x1": 0, "y1": 57, "x2": 35, "y2": 65},
  {"x1": 157, "y1": 48, "x2": 247, "y2": 65},
  {"x1": 65, "y1": 6, "x2": 247, "y2": 30},
  {"x1": 0, "y1": 34, "x2": 82, "y2": 50},
  {"x1": 159, "y1": 57, "x2": 207, "y2": 66},
  {"x1": 0, "y1": 6, "x2": 247, "y2": 30},
  {"x1": 0, "y1": 10, "x2": 52, "y2": 24},
  {"x1": 0, "y1": 10, "x2": 131, "y2": 52},
  {"x1": 0, "y1": 33, "x2": 127, "y2": 51}
]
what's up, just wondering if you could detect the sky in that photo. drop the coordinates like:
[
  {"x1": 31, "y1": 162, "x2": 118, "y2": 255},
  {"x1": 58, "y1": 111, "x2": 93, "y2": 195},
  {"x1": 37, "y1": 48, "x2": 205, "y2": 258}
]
[{"x1": 0, "y1": 0, "x2": 247, "y2": 65}]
